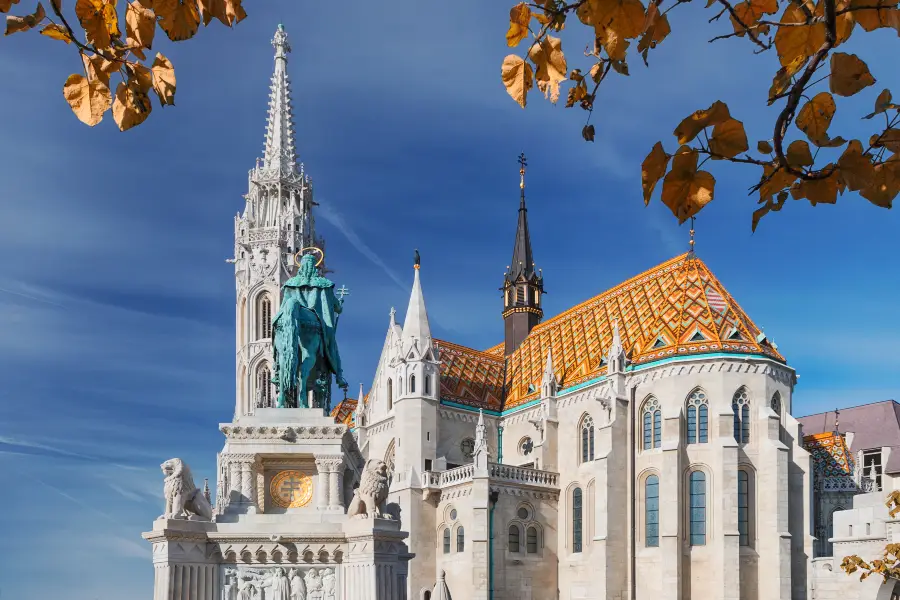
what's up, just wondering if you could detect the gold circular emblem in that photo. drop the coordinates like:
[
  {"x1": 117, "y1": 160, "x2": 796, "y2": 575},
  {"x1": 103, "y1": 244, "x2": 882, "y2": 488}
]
[{"x1": 269, "y1": 470, "x2": 313, "y2": 508}]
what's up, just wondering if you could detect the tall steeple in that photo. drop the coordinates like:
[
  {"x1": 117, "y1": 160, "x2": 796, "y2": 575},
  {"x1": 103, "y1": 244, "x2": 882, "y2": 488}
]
[
  {"x1": 402, "y1": 252, "x2": 433, "y2": 354},
  {"x1": 502, "y1": 153, "x2": 544, "y2": 356},
  {"x1": 263, "y1": 24, "x2": 297, "y2": 174}
]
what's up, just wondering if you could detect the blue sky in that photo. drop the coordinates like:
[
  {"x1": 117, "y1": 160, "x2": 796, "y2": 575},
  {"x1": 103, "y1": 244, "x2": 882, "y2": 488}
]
[{"x1": 1, "y1": 2, "x2": 898, "y2": 598}]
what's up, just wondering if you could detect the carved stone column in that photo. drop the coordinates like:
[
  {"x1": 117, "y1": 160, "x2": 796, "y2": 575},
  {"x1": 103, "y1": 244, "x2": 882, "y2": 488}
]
[
  {"x1": 228, "y1": 459, "x2": 241, "y2": 508},
  {"x1": 328, "y1": 457, "x2": 344, "y2": 510},
  {"x1": 315, "y1": 457, "x2": 331, "y2": 510},
  {"x1": 240, "y1": 457, "x2": 257, "y2": 512}
]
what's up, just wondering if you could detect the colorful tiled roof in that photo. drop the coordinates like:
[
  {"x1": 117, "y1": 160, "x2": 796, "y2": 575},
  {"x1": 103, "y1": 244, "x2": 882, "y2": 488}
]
[
  {"x1": 433, "y1": 339, "x2": 505, "y2": 411},
  {"x1": 804, "y1": 431, "x2": 855, "y2": 477},
  {"x1": 330, "y1": 397, "x2": 358, "y2": 426},
  {"x1": 435, "y1": 253, "x2": 783, "y2": 412}
]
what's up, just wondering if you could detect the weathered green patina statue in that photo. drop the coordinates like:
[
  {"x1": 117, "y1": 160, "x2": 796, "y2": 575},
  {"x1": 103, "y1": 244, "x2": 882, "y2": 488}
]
[{"x1": 271, "y1": 253, "x2": 348, "y2": 410}]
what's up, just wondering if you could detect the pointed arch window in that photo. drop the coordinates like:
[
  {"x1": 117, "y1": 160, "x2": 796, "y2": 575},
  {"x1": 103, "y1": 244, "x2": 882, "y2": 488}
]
[
  {"x1": 646, "y1": 474, "x2": 660, "y2": 547},
  {"x1": 424, "y1": 374, "x2": 431, "y2": 396},
  {"x1": 387, "y1": 378, "x2": 393, "y2": 411},
  {"x1": 738, "y1": 470, "x2": 751, "y2": 546},
  {"x1": 771, "y1": 392, "x2": 782, "y2": 416},
  {"x1": 257, "y1": 294, "x2": 273, "y2": 340},
  {"x1": 732, "y1": 388, "x2": 751, "y2": 444},
  {"x1": 256, "y1": 363, "x2": 272, "y2": 408},
  {"x1": 442, "y1": 528, "x2": 451, "y2": 554},
  {"x1": 410, "y1": 374, "x2": 416, "y2": 394},
  {"x1": 689, "y1": 470, "x2": 707, "y2": 546},
  {"x1": 572, "y1": 487, "x2": 583, "y2": 553},
  {"x1": 508, "y1": 524, "x2": 520, "y2": 553},
  {"x1": 526, "y1": 526, "x2": 538, "y2": 553},
  {"x1": 642, "y1": 398, "x2": 662, "y2": 450},
  {"x1": 580, "y1": 414, "x2": 595, "y2": 463},
  {"x1": 686, "y1": 389, "x2": 709, "y2": 444},
  {"x1": 457, "y1": 526, "x2": 465, "y2": 552}
]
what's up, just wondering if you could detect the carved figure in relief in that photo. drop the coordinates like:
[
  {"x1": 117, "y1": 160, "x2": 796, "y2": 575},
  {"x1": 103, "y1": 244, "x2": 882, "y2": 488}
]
[
  {"x1": 347, "y1": 459, "x2": 390, "y2": 519},
  {"x1": 160, "y1": 458, "x2": 212, "y2": 521},
  {"x1": 304, "y1": 568, "x2": 323, "y2": 595},
  {"x1": 289, "y1": 568, "x2": 307, "y2": 600},
  {"x1": 322, "y1": 568, "x2": 336, "y2": 600},
  {"x1": 263, "y1": 567, "x2": 291, "y2": 600}
]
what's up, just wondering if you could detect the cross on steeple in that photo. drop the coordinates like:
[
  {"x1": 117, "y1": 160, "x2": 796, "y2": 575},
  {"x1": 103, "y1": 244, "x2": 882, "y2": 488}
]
[{"x1": 518, "y1": 152, "x2": 527, "y2": 191}]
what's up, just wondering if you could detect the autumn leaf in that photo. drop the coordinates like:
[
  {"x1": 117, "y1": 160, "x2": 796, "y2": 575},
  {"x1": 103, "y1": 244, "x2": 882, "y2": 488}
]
[
  {"x1": 583, "y1": 124, "x2": 596, "y2": 142},
  {"x1": 81, "y1": 53, "x2": 117, "y2": 86},
  {"x1": 872, "y1": 129, "x2": 900, "y2": 153},
  {"x1": 759, "y1": 164, "x2": 797, "y2": 202},
  {"x1": 5, "y1": 2, "x2": 44, "y2": 35},
  {"x1": 752, "y1": 190, "x2": 787, "y2": 232},
  {"x1": 566, "y1": 80, "x2": 588, "y2": 107},
  {"x1": 597, "y1": 26, "x2": 629, "y2": 61},
  {"x1": 774, "y1": 3, "x2": 825, "y2": 67},
  {"x1": 641, "y1": 141, "x2": 669, "y2": 205},
  {"x1": 577, "y1": 0, "x2": 646, "y2": 39},
  {"x1": 75, "y1": 0, "x2": 120, "y2": 49},
  {"x1": 673, "y1": 100, "x2": 730, "y2": 145},
  {"x1": 730, "y1": 0, "x2": 778, "y2": 37},
  {"x1": 638, "y1": 0, "x2": 670, "y2": 64},
  {"x1": 155, "y1": 0, "x2": 200, "y2": 41},
  {"x1": 112, "y1": 80, "x2": 153, "y2": 130},
  {"x1": 790, "y1": 166, "x2": 841, "y2": 205},
  {"x1": 850, "y1": 0, "x2": 899, "y2": 32},
  {"x1": 837, "y1": 140, "x2": 875, "y2": 191},
  {"x1": 758, "y1": 140, "x2": 773, "y2": 154},
  {"x1": 768, "y1": 55, "x2": 807, "y2": 103},
  {"x1": 0, "y1": 0, "x2": 21, "y2": 14},
  {"x1": 786, "y1": 140, "x2": 814, "y2": 167},
  {"x1": 830, "y1": 53, "x2": 876, "y2": 97},
  {"x1": 63, "y1": 72, "x2": 112, "y2": 126},
  {"x1": 126, "y1": 1, "x2": 155, "y2": 49},
  {"x1": 796, "y1": 92, "x2": 835, "y2": 146},
  {"x1": 661, "y1": 146, "x2": 716, "y2": 222},
  {"x1": 709, "y1": 118, "x2": 749, "y2": 159},
  {"x1": 864, "y1": 89, "x2": 900, "y2": 119},
  {"x1": 151, "y1": 53, "x2": 176, "y2": 106},
  {"x1": 502, "y1": 54, "x2": 533, "y2": 108},
  {"x1": 528, "y1": 36, "x2": 566, "y2": 103},
  {"x1": 40, "y1": 22, "x2": 71, "y2": 42},
  {"x1": 197, "y1": 0, "x2": 245, "y2": 27},
  {"x1": 506, "y1": 2, "x2": 531, "y2": 47}
]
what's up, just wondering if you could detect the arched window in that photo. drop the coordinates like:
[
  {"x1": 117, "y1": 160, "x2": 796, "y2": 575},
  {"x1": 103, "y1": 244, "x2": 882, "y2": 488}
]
[
  {"x1": 424, "y1": 374, "x2": 431, "y2": 396},
  {"x1": 689, "y1": 471, "x2": 707, "y2": 546},
  {"x1": 642, "y1": 398, "x2": 662, "y2": 450},
  {"x1": 580, "y1": 414, "x2": 595, "y2": 463},
  {"x1": 256, "y1": 364, "x2": 272, "y2": 408},
  {"x1": 442, "y1": 528, "x2": 450, "y2": 554},
  {"x1": 572, "y1": 487, "x2": 583, "y2": 553},
  {"x1": 526, "y1": 526, "x2": 538, "y2": 553},
  {"x1": 410, "y1": 374, "x2": 416, "y2": 394},
  {"x1": 457, "y1": 526, "x2": 465, "y2": 552},
  {"x1": 508, "y1": 525, "x2": 520, "y2": 553},
  {"x1": 738, "y1": 470, "x2": 750, "y2": 547},
  {"x1": 771, "y1": 392, "x2": 782, "y2": 416},
  {"x1": 646, "y1": 474, "x2": 660, "y2": 547},
  {"x1": 257, "y1": 294, "x2": 272, "y2": 340},
  {"x1": 732, "y1": 388, "x2": 750, "y2": 444},
  {"x1": 686, "y1": 389, "x2": 709, "y2": 444},
  {"x1": 387, "y1": 379, "x2": 393, "y2": 411}
]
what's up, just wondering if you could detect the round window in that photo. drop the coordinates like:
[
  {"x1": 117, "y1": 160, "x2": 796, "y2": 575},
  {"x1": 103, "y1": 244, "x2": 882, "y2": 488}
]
[
  {"x1": 519, "y1": 437, "x2": 534, "y2": 456},
  {"x1": 450, "y1": 509, "x2": 457, "y2": 521},
  {"x1": 517, "y1": 507, "x2": 529, "y2": 520}
]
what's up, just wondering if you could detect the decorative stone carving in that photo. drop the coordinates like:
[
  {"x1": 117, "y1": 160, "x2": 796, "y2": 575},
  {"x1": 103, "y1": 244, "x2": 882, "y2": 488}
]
[
  {"x1": 161, "y1": 458, "x2": 213, "y2": 521},
  {"x1": 347, "y1": 459, "x2": 390, "y2": 519},
  {"x1": 223, "y1": 566, "x2": 338, "y2": 600}
]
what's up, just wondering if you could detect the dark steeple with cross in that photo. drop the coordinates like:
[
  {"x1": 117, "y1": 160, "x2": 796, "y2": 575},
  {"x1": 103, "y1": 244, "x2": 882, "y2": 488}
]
[{"x1": 501, "y1": 152, "x2": 545, "y2": 356}]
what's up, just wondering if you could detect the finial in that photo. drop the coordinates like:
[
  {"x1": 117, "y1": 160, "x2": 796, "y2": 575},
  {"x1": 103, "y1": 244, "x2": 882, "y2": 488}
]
[
  {"x1": 689, "y1": 216, "x2": 696, "y2": 254},
  {"x1": 518, "y1": 152, "x2": 527, "y2": 191},
  {"x1": 414, "y1": 248, "x2": 421, "y2": 270},
  {"x1": 834, "y1": 408, "x2": 840, "y2": 433},
  {"x1": 272, "y1": 23, "x2": 291, "y2": 60}
]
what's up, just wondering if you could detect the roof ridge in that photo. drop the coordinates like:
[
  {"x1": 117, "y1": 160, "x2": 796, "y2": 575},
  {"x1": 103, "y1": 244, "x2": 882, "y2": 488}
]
[
  {"x1": 799, "y1": 399, "x2": 899, "y2": 419},
  {"x1": 435, "y1": 338, "x2": 506, "y2": 363}
]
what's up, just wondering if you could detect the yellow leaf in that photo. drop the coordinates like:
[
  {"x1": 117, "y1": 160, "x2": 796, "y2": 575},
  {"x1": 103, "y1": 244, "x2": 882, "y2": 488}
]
[
  {"x1": 597, "y1": 25, "x2": 629, "y2": 61},
  {"x1": 0, "y1": 0, "x2": 22, "y2": 14},
  {"x1": 126, "y1": 0, "x2": 155, "y2": 49},
  {"x1": 151, "y1": 52, "x2": 176, "y2": 106},
  {"x1": 832, "y1": 0, "x2": 857, "y2": 45},
  {"x1": 787, "y1": 140, "x2": 814, "y2": 166},
  {"x1": 130, "y1": 62, "x2": 153, "y2": 93},
  {"x1": 501, "y1": 54, "x2": 533, "y2": 108},
  {"x1": 709, "y1": 118, "x2": 749, "y2": 159},
  {"x1": 577, "y1": 0, "x2": 646, "y2": 39},
  {"x1": 873, "y1": 129, "x2": 900, "y2": 153},
  {"x1": 74, "y1": 0, "x2": 119, "y2": 49},
  {"x1": 5, "y1": 2, "x2": 44, "y2": 35},
  {"x1": 796, "y1": 92, "x2": 835, "y2": 145},
  {"x1": 197, "y1": 0, "x2": 245, "y2": 26},
  {"x1": 39, "y1": 22, "x2": 70, "y2": 42},
  {"x1": 730, "y1": 0, "x2": 775, "y2": 37},
  {"x1": 583, "y1": 124, "x2": 596, "y2": 142},
  {"x1": 758, "y1": 140, "x2": 773, "y2": 154},
  {"x1": 837, "y1": 140, "x2": 875, "y2": 191},
  {"x1": 790, "y1": 167, "x2": 841, "y2": 205},
  {"x1": 768, "y1": 55, "x2": 807, "y2": 103},
  {"x1": 641, "y1": 141, "x2": 669, "y2": 205},
  {"x1": 112, "y1": 80, "x2": 152, "y2": 130},
  {"x1": 528, "y1": 36, "x2": 567, "y2": 103},
  {"x1": 154, "y1": 0, "x2": 199, "y2": 41},
  {"x1": 673, "y1": 100, "x2": 731, "y2": 145},
  {"x1": 661, "y1": 146, "x2": 716, "y2": 223},
  {"x1": 850, "y1": 0, "x2": 899, "y2": 31},
  {"x1": 864, "y1": 89, "x2": 900, "y2": 119},
  {"x1": 774, "y1": 4, "x2": 825, "y2": 67},
  {"x1": 506, "y1": 2, "x2": 531, "y2": 47},
  {"x1": 830, "y1": 53, "x2": 876, "y2": 97},
  {"x1": 566, "y1": 80, "x2": 587, "y2": 108},
  {"x1": 759, "y1": 164, "x2": 797, "y2": 202},
  {"x1": 638, "y1": 0, "x2": 670, "y2": 61},
  {"x1": 62, "y1": 72, "x2": 112, "y2": 126},
  {"x1": 752, "y1": 189, "x2": 787, "y2": 232},
  {"x1": 81, "y1": 52, "x2": 117, "y2": 86}
]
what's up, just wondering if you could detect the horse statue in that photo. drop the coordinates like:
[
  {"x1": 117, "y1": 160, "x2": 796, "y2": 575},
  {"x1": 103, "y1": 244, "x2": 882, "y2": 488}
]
[{"x1": 271, "y1": 253, "x2": 348, "y2": 409}]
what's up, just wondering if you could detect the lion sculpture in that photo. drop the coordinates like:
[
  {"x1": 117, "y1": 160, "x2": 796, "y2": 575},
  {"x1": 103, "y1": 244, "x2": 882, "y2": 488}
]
[
  {"x1": 347, "y1": 459, "x2": 390, "y2": 519},
  {"x1": 161, "y1": 458, "x2": 213, "y2": 521}
]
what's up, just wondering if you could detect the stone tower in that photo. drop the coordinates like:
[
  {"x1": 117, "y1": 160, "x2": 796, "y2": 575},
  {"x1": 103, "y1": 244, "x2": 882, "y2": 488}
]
[
  {"x1": 502, "y1": 153, "x2": 544, "y2": 355},
  {"x1": 232, "y1": 24, "x2": 324, "y2": 419}
]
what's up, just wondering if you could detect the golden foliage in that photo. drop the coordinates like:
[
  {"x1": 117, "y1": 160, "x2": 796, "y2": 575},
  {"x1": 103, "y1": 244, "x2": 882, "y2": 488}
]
[
  {"x1": 63, "y1": 72, "x2": 112, "y2": 126},
  {"x1": 865, "y1": 89, "x2": 900, "y2": 119},
  {"x1": 641, "y1": 141, "x2": 669, "y2": 205},
  {"x1": 5, "y1": 2, "x2": 43, "y2": 35},
  {"x1": 40, "y1": 22, "x2": 71, "y2": 42},
  {"x1": 125, "y1": 1, "x2": 155, "y2": 50},
  {"x1": 112, "y1": 79, "x2": 152, "y2": 130},
  {"x1": 197, "y1": 0, "x2": 245, "y2": 27},
  {"x1": 709, "y1": 118, "x2": 749, "y2": 159},
  {"x1": 758, "y1": 140, "x2": 773, "y2": 154},
  {"x1": 796, "y1": 92, "x2": 836, "y2": 146},
  {"x1": 74, "y1": 0, "x2": 119, "y2": 49},
  {"x1": 790, "y1": 166, "x2": 841, "y2": 205},
  {"x1": 0, "y1": 0, "x2": 22, "y2": 14},
  {"x1": 528, "y1": 35, "x2": 567, "y2": 103},
  {"x1": 673, "y1": 101, "x2": 731, "y2": 145},
  {"x1": 502, "y1": 54, "x2": 533, "y2": 108},
  {"x1": 506, "y1": 2, "x2": 531, "y2": 47},
  {"x1": 786, "y1": 140, "x2": 814, "y2": 167},
  {"x1": 850, "y1": 0, "x2": 899, "y2": 32},
  {"x1": 151, "y1": 52, "x2": 176, "y2": 105},
  {"x1": 661, "y1": 146, "x2": 716, "y2": 223},
  {"x1": 838, "y1": 140, "x2": 875, "y2": 191},
  {"x1": 155, "y1": 0, "x2": 200, "y2": 41},
  {"x1": 774, "y1": 3, "x2": 825, "y2": 67},
  {"x1": 637, "y1": 0, "x2": 670, "y2": 63},
  {"x1": 830, "y1": 53, "x2": 876, "y2": 97}
]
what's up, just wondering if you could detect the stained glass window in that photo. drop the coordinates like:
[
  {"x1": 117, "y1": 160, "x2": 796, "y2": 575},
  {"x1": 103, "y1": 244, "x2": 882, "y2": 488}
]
[
  {"x1": 646, "y1": 475, "x2": 659, "y2": 547},
  {"x1": 689, "y1": 471, "x2": 706, "y2": 546}
]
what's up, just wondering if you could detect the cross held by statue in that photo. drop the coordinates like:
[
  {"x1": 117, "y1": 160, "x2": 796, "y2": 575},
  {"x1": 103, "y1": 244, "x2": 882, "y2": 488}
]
[{"x1": 336, "y1": 285, "x2": 350, "y2": 301}]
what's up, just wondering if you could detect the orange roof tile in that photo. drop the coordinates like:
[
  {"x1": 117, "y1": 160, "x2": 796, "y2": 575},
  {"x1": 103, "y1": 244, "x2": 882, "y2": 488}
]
[
  {"x1": 330, "y1": 397, "x2": 358, "y2": 426},
  {"x1": 433, "y1": 339, "x2": 505, "y2": 411}
]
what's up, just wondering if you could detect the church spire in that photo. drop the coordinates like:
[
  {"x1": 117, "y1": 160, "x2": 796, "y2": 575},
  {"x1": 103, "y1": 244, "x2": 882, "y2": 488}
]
[
  {"x1": 502, "y1": 153, "x2": 544, "y2": 356},
  {"x1": 402, "y1": 251, "x2": 432, "y2": 351},
  {"x1": 263, "y1": 24, "x2": 298, "y2": 174}
]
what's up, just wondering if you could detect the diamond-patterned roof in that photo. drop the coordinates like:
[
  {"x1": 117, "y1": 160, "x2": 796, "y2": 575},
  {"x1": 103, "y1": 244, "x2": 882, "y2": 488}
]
[
  {"x1": 804, "y1": 431, "x2": 854, "y2": 476},
  {"x1": 437, "y1": 253, "x2": 784, "y2": 411},
  {"x1": 330, "y1": 397, "x2": 358, "y2": 426}
]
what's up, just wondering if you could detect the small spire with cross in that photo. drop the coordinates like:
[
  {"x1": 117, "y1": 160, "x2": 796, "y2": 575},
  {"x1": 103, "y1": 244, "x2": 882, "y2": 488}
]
[{"x1": 518, "y1": 152, "x2": 528, "y2": 191}]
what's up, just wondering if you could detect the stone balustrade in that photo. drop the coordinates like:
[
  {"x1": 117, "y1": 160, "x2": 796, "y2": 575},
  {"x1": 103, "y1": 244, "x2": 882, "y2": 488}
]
[
  {"x1": 439, "y1": 464, "x2": 475, "y2": 486},
  {"x1": 489, "y1": 463, "x2": 558, "y2": 488}
]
